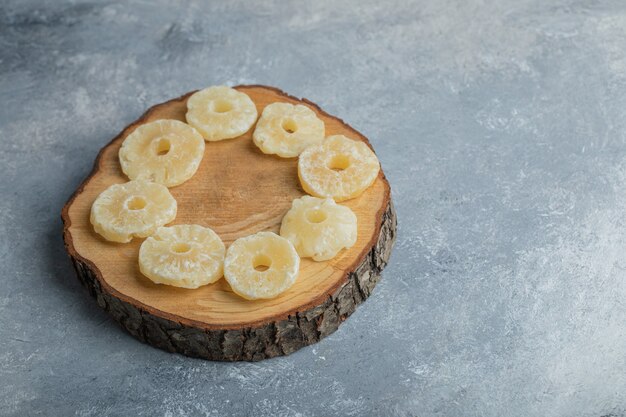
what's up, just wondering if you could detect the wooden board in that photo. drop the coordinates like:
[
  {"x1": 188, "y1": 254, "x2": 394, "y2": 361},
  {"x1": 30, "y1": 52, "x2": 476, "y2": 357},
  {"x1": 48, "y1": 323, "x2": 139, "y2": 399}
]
[{"x1": 62, "y1": 85, "x2": 396, "y2": 361}]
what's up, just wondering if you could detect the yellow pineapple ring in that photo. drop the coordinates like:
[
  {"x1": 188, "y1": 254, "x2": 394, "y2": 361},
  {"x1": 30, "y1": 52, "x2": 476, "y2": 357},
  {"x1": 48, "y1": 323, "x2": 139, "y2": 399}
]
[
  {"x1": 280, "y1": 196, "x2": 357, "y2": 261},
  {"x1": 119, "y1": 119, "x2": 205, "y2": 187},
  {"x1": 298, "y1": 135, "x2": 380, "y2": 202},
  {"x1": 186, "y1": 86, "x2": 258, "y2": 141},
  {"x1": 224, "y1": 232, "x2": 300, "y2": 300},
  {"x1": 253, "y1": 102, "x2": 325, "y2": 157},
  {"x1": 90, "y1": 181, "x2": 177, "y2": 243},
  {"x1": 139, "y1": 225, "x2": 225, "y2": 289}
]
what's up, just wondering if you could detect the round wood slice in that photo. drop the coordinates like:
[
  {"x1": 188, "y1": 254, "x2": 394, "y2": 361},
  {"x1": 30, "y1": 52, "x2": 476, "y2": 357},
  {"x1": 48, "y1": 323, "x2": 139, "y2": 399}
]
[{"x1": 62, "y1": 85, "x2": 396, "y2": 361}]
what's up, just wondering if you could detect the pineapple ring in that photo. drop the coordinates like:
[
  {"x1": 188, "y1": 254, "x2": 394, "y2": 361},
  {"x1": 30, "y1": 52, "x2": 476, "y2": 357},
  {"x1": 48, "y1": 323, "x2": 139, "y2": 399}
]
[
  {"x1": 90, "y1": 180, "x2": 177, "y2": 243},
  {"x1": 139, "y1": 225, "x2": 225, "y2": 289},
  {"x1": 119, "y1": 119, "x2": 205, "y2": 187},
  {"x1": 253, "y1": 102, "x2": 325, "y2": 157},
  {"x1": 280, "y1": 196, "x2": 357, "y2": 261},
  {"x1": 298, "y1": 135, "x2": 380, "y2": 202},
  {"x1": 224, "y1": 232, "x2": 300, "y2": 300},
  {"x1": 186, "y1": 86, "x2": 258, "y2": 141}
]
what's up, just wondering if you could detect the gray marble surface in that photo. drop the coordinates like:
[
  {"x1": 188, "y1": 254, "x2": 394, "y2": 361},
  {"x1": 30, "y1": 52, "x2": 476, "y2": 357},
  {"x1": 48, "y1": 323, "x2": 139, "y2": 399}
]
[{"x1": 2, "y1": 0, "x2": 626, "y2": 416}]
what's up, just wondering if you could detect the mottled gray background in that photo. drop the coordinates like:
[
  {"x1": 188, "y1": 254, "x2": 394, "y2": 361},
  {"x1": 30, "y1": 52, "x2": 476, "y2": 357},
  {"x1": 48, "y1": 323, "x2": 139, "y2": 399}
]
[{"x1": 1, "y1": 0, "x2": 626, "y2": 416}]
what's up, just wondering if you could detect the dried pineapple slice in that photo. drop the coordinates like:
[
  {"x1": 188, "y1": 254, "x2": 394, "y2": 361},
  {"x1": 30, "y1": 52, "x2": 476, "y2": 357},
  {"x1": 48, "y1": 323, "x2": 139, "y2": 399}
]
[
  {"x1": 224, "y1": 232, "x2": 299, "y2": 300},
  {"x1": 90, "y1": 180, "x2": 177, "y2": 243},
  {"x1": 298, "y1": 135, "x2": 380, "y2": 202},
  {"x1": 280, "y1": 196, "x2": 357, "y2": 261},
  {"x1": 119, "y1": 119, "x2": 205, "y2": 187},
  {"x1": 253, "y1": 102, "x2": 324, "y2": 157},
  {"x1": 139, "y1": 225, "x2": 225, "y2": 289},
  {"x1": 186, "y1": 86, "x2": 258, "y2": 141}
]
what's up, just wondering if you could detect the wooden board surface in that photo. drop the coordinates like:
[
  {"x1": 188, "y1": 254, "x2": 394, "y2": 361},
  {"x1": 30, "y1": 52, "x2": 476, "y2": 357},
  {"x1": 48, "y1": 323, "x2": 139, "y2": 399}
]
[{"x1": 62, "y1": 85, "x2": 395, "y2": 359}]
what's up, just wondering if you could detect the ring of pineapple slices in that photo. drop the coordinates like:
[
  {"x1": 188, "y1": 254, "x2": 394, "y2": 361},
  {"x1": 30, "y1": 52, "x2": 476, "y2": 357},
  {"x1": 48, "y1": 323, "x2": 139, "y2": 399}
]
[
  {"x1": 280, "y1": 196, "x2": 357, "y2": 261},
  {"x1": 253, "y1": 102, "x2": 325, "y2": 157},
  {"x1": 298, "y1": 134, "x2": 381, "y2": 202},
  {"x1": 90, "y1": 180, "x2": 177, "y2": 243},
  {"x1": 119, "y1": 119, "x2": 205, "y2": 187},
  {"x1": 139, "y1": 225, "x2": 225, "y2": 289},
  {"x1": 186, "y1": 86, "x2": 258, "y2": 141},
  {"x1": 224, "y1": 232, "x2": 300, "y2": 300}
]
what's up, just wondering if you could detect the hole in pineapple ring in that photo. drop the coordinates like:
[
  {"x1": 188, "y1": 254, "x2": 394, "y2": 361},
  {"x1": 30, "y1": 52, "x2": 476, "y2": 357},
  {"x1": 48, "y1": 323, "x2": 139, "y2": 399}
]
[
  {"x1": 252, "y1": 254, "x2": 272, "y2": 272},
  {"x1": 126, "y1": 196, "x2": 147, "y2": 211},
  {"x1": 154, "y1": 137, "x2": 171, "y2": 156},
  {"x1": 328, "y1": 154, "x2": 351, "y2": 172},
  {"x1": 171, "y1": 242, "x2": 192, "y2": 254},
  {"x1": 281, "y1": 118, "x2": 298, "y2": 134},
  {"x1": 306, "y1": 209, "x2": 328, "y2": 224},
  {"x1": 211, "y1": 99, "x2": 233, "y2": 113}
]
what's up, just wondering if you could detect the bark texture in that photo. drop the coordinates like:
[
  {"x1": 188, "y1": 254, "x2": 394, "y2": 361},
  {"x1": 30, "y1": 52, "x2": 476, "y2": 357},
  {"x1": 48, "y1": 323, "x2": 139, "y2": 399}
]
[{"x1": 66, "y1": 200, "x2": 396, "y2": 361}]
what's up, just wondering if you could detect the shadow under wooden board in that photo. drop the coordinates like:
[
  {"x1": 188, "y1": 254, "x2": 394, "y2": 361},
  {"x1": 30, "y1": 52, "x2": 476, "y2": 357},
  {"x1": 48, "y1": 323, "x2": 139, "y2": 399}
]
[{"x1": 62, "y1": 85, "x2": 397, "y2": 361}]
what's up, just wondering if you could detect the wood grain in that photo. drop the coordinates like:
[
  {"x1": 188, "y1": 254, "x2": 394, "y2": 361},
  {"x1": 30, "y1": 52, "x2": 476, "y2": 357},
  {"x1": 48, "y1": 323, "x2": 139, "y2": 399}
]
[{"x1": 62, "y1": 85, "x2": 396, "y2": 360}]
